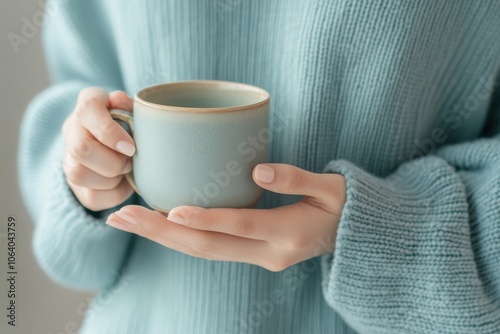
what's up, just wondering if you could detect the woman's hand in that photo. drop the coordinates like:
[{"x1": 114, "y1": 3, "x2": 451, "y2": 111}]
[
  {"x1": 106, "y1": 164, "x2": 346, "y2": 271},
  {"x1": 62, "y1": 87, "x2": 136, "y2": 211}
]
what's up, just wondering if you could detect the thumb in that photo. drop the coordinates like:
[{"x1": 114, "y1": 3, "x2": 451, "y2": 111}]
[{"x1": 252, "y1": 163, "x2": 324, "y2": 197}]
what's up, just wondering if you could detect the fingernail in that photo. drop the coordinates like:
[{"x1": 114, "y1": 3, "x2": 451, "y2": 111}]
[
  {"x1": 122, "y1": 161, "x2": 132, "y2": 174},
  {"x1": 167, "y1": 210, "x2": 186, "y2": 225},
  {"x1": 114, "y1": 210, "x2": 138, "y2": 225},
  {"x1": 254, "y1": 164, "x2": 275, "y2": 183},
  {"x1": 116, "y1": 141, "x2": 135, "y2": 157}
]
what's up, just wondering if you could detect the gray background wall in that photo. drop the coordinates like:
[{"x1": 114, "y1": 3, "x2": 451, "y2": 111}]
[{"x1": 1, "y1": 1, "x2": 92, "y2": 333}]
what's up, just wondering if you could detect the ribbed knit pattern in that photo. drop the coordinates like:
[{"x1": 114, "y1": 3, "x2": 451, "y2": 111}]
[{"x1": 18, "y1": 1, "x2": 500, "y2": 333}]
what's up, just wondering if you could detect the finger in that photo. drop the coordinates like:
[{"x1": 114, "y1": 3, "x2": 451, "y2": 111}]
[
  {"x1": 61, "y1": 113, "x2": 74, "y2": 139},
  {"x1": 253, "y1": 163, "x2": 338, "y2": 199},
  {"x1": 106, "y1": 212, "x2": 238, "y2": 262},
  {"x1": 65, "y1": 122, "x2": 132, "y2": 178},
  {"x1": 109, "y1": 91, "x2": 133, "y2": 111},
  {"x1": 107, "y1": 206, "x2": 269, "y2": 265},
  {"x1": 75, "y1": 87, "x2": 135, "y2": 157},
  {"x1": 62, "y1": 152, "x2": 126, "y2": 190},
  {"x1": 68, "y1": 178, "x2": 134, "y2": 212},
  {"x1": 166, "y1": 202, "x2": 321, "y2": 248},
  {"x1": 165, "y1": 206, "x2": 279, "y2": 241}
]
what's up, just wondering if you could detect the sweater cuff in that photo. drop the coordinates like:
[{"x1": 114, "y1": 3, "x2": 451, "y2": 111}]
[
  {"x1": 33, "y1": 162, "x2": 133, "y2": 290},
  {"x1": 320, "y1": 158, "x2": 473, "y2": 332}
]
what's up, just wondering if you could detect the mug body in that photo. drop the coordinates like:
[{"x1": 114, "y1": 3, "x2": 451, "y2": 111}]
[{"x1": 132, "y1": 81, "x2": 269, "y2": 211}]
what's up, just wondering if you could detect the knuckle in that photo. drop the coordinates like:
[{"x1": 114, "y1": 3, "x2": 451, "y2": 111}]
[
  {"x1": 284, "y1": 168, "x2": 305, "y2": 192},
  {"x1": 109, "y1": 90, "x2": 130, "y2": 103},
  {"x1": 285, "y1": 234, "x2": 309, "y2": 250},
  {"x1": 231, "y1": 215, "x2": 255, "y2": 236},
  {"x1": 140, "y1": 219, "x2": 161, "y2": 237},
  {"x1": 109, "y1": 180, "x2": 132, "y2": 204},
  {"x1": 194, "y1": 237, "x2": 217, "y2": 254},
  {"x1": 107, "y1": 175, "x2": 125, "y2": 189},
  {"x1": 78, "y1": 87, "x2": 100, "y2": 99},
  {"x1": 95, "y1": 119, "x2": 116, "y2": 141},
  {"x1": 138, "y1": 211, "x2": 165, "y2": 237},
  {"x1": 82, "y1": 96, "x2": 103, "y2": 111},
  {"x1": 63, "y1": 164, "x2": 85, "y2": 185},
  {"x1": 101, "y1": 119, "x2": 116, "y2": 133},
  {"x1": 105, "y1": 158, "x2": 126, "y2": 178},
  {"x1": 76, "y1": 96, "x2": 104, "y2": 120},
  {"x1": 68, "y1": 137, "x2": 93, "y2": 160},
  {"x1": 79, "y1": 189, "x2": 99, "y2": 211}
]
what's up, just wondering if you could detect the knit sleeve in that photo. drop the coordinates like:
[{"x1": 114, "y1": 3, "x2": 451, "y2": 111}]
[
  {"x1": 321, "y1": 99, "x2": 500, "y2": 332},
  {"x1": 18, "y1": 0, "x2": 134, "y2": 291}
]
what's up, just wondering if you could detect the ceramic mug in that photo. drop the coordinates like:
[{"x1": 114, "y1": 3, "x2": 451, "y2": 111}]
[{"x1": 110, "y1": 80, "x2": 270, "y2": 212}]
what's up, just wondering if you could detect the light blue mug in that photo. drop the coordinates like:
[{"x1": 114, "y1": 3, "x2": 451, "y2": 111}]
[{"x1": 110, "y1": 80, "x2": 270, "y2": 212}]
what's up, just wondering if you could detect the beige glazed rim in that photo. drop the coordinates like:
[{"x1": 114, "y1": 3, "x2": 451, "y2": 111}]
[{"x1": 134, "y1": 80, "x2": 270, "y2": 113}]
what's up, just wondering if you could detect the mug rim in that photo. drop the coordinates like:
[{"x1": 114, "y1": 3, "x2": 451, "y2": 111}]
[{"x1": 134, "y1": 80, "x2": 270, "y2": 113}]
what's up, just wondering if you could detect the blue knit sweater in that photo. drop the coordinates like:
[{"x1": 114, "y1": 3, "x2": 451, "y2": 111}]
[{"x1": 19, "y1": 1, "x2": 500, "y2": 333}]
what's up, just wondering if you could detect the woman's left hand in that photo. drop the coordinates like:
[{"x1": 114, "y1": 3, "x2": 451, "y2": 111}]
[{"x1": 106, "y1": 164, "x2": 346, "y2": 271}]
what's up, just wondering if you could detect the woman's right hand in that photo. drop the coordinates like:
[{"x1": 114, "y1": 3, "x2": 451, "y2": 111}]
[{"x1": 62, "y1": 87, "x2": 136, "y2": 211}]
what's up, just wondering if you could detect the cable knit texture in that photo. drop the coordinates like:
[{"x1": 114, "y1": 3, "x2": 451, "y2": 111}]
[{"x1": 18, "y1": 1, "x2": 500, "y2": 333}]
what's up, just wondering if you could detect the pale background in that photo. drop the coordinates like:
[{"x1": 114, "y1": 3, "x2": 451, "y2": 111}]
[{"x1": 1, "y1": 1, "x2": 93, "y2": 333}]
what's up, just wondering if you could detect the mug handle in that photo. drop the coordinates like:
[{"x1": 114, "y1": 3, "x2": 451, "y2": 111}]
[{"x1": 109, "y1": 109, "x2": 140, "y2": 195}]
